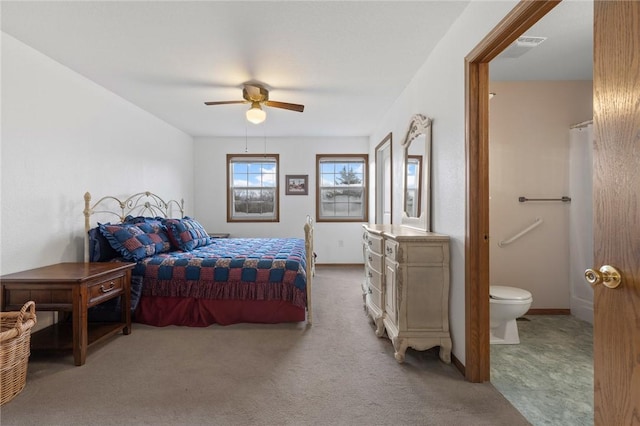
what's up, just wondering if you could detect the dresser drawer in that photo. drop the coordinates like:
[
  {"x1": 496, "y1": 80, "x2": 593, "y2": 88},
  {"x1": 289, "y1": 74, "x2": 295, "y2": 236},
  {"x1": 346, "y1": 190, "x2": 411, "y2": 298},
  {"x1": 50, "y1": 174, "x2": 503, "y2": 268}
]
[
  {"x1": 365, "y1": 265, "x2": 383, "y2": 292},
  {"x1": 384, "y1": 239, "x2": 399, "y2": 261},
  {"x1": 365, "y1": 248, "x2": 384, "y2": 273},
  {"x1": 364, "y1": 232, "x2": 382, "y2": 254},
  {"x1": 405, "y1": 244, "x2": 445, "y2": 264},
  {"x1": 365, "y1": 282, "x2": 383, "y2": 312},
  {"x1": 88, "y1": 276, "x2": 124, "y2": 306}
]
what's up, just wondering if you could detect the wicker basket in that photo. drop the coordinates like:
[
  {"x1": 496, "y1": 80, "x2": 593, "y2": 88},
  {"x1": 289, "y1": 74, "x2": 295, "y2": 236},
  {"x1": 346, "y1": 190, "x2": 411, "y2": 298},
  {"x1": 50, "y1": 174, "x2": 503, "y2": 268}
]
[{"x1": 0, "y1": 301, "x2": 37, "y2": 406}]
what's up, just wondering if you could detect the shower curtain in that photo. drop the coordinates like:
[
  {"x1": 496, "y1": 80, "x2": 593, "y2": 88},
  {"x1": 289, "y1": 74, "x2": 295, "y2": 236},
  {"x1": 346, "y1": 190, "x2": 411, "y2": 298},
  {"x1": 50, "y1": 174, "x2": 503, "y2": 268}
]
[{"x1": 569, "y1": 121, "x2": 594, "y2": 323}]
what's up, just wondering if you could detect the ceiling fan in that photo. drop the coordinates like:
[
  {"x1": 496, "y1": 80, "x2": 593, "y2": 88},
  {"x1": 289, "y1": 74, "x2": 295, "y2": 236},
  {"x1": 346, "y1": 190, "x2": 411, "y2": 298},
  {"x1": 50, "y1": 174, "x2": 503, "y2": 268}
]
[{"x1": 204, "y1": 83, "x2": 304, "y2": 124}]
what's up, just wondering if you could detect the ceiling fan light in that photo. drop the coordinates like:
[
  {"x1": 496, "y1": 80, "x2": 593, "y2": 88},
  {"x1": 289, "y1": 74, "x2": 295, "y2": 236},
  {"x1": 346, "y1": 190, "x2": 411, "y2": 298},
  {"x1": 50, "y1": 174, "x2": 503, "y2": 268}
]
[{"x1": 246, "y1": 102, "x2": 266, "y2": 124}]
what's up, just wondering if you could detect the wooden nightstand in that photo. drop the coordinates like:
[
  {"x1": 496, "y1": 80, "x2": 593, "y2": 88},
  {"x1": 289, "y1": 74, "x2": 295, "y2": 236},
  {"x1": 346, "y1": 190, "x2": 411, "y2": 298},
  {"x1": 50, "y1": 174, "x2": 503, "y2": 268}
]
[
  {"x1": 0, "y1": 262, "x2": 135, "y2": 366},
  {"x1": 208, "y1": 233, "x2": 230, "y2": 238}
]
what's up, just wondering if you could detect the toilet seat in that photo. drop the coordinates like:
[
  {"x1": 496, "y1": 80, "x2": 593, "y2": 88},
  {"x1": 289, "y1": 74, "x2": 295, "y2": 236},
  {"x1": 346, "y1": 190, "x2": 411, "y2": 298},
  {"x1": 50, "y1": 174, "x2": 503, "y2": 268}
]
[{"x1": 490, "y1": 285, "x2": 532, "y2": 301}]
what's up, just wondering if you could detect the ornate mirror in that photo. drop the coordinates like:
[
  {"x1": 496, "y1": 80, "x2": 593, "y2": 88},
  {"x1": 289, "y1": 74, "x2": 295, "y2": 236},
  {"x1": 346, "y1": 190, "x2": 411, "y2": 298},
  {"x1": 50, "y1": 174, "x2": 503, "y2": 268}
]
[{"x1": 401, "y1": 114, "x2": 432, "y2": 231}]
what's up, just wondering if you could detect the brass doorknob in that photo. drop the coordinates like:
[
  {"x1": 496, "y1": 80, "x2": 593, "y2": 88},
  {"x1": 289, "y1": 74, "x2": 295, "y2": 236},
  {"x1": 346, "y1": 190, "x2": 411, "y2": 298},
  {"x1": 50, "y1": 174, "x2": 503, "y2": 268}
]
[{"x1": 584, "y1": 265, "x2": 622, "y2": 289}]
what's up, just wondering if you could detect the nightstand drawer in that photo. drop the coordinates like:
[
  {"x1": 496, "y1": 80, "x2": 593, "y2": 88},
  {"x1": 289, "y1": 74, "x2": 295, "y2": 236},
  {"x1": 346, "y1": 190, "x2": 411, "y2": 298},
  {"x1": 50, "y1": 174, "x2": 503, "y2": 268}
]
[
  {"x1": 88, "y1": 276, "x2": 124, "y2": 306},
  {"x1": 3, "y1": 288, "x2": 71, "y2": 308}
]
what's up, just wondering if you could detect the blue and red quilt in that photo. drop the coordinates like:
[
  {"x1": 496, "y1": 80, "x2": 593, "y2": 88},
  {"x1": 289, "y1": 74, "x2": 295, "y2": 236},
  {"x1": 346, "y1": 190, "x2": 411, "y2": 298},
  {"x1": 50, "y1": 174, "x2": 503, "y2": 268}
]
[{"x1": 132, "y1": 237, "x2": 308, "y2": 308}]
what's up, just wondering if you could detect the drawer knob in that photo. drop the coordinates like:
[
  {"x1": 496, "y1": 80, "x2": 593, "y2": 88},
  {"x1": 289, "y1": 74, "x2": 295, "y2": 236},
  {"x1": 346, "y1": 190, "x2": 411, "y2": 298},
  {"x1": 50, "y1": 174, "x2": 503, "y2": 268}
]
[
  {"x1": 368, "y1": 255, "x2": 373, "y2": 262},
  {"x1": 368, "y1": 271, "x2": 373, "y2": 278},
  {"x1": 100, "y1": 282, "x2": 116, "y2": 293},
  {"x1": 368, "y1": 288, "x2": 372, "y2": 294},
  {"x1": 386, "y1": 247, "x2": 393, "y2": 254}
]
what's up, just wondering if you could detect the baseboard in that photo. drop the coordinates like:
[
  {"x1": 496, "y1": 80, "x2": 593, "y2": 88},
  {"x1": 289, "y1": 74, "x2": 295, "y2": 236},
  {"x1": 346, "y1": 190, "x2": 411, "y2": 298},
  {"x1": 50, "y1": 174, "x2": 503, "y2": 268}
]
[
  {"x1": 452, "y1": 353, "x2": 466, "y2": 378},
  {"x1": 315, "y1": 263, "x2": 364, "y2": 267},
  {"x1": 525, "y1": 308, "x2": 570, "y2": 315},
  {"x1": 570, "y1": 297, "x2": 593, "y2": 324}
]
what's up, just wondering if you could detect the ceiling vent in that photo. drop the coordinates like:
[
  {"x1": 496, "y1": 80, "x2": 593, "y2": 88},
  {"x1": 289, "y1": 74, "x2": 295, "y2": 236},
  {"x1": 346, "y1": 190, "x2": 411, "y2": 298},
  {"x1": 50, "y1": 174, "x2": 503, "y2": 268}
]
[{"x1": 498, "y1": 36, "x2": 547, "y2": 59}]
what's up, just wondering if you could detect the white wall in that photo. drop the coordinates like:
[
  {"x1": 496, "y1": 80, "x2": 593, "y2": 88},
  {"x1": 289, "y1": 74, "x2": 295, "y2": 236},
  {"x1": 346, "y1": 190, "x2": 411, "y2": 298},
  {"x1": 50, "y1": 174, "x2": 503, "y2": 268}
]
[
  {"x1": 193, "y1": 136, "x2": 369, "y2": 264},
  {"x1": 367, "y1": 1, "x2": 522, "y2": 366},
  {"x1": 1, "y1": 33, "x2": 194, "y2": 276},
  {"x1": 488, "y1": 81, "x2": 593, "y2": 310}
]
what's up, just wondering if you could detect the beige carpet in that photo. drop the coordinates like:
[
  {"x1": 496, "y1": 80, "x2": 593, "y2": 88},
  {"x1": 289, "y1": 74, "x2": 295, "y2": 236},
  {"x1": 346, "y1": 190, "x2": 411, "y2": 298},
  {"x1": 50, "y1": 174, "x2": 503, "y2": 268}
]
[{"x1": 1, "y1": 266, "x2": 529, "y2": 426}]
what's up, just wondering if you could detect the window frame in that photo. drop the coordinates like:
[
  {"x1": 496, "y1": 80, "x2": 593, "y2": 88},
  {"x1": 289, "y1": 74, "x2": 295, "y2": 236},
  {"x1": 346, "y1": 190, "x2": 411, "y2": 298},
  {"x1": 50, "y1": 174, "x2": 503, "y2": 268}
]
[
  {"x1": 226, "y1": 153, "x2": 280, "y2": 223},
  {"x1": 315, "y1": 154, "x2": 369, "y2": 223}
]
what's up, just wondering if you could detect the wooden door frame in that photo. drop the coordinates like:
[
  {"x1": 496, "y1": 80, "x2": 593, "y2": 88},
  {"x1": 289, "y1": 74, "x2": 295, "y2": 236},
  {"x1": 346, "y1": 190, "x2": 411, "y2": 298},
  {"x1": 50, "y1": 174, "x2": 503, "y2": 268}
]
[{"x1": 464, "y1": 0, "x2": 561, "y2": 382}]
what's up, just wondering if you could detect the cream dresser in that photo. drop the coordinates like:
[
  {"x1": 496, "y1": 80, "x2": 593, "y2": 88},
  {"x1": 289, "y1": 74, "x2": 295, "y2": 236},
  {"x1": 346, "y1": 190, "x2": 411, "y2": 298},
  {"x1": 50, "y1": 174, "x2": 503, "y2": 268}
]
[
  {"x1": 362, "y1": 224, "x2": 451, "y2": 363},
  {"x1": 362, "y1": 226, "x2": 386, "y2": 337}
]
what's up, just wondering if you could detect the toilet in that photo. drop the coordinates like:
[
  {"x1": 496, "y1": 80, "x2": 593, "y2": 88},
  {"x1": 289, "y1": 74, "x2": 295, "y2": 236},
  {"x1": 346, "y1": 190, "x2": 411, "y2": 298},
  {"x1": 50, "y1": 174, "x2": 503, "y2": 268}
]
[{"x1": 489, "y1": 285, "x2": 533, "y2": 344}]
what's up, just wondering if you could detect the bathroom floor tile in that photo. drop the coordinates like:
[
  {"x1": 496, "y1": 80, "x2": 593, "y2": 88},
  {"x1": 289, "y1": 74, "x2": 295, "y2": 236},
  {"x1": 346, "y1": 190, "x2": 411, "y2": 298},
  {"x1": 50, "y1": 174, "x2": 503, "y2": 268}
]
[{"x1": 490, "y1": 315, "x2": 593, "y2": 426}]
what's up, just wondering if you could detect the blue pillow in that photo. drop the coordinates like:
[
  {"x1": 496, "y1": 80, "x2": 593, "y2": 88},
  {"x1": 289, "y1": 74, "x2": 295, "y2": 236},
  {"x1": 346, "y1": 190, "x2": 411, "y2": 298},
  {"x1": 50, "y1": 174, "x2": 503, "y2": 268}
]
[
  {"x1": 164, "y1": 217, "x2": 211, "y2": 251},
  {"x1": 88, "y1": 226, "x2": 120, "y2": 262},
  {"x1": 99, "y1": 222, "x2": 171, "y2": 261},
  {"x1": 124, "y1": 216, "x2": 165, "y2": 227}
]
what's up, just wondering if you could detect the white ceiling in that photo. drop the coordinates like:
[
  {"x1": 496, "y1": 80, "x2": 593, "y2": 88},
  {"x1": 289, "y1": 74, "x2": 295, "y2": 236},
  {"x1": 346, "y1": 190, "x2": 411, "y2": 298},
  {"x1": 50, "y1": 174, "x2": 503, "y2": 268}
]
[
  {"x1": 491, "y1": 0, "x2": 593, "y2": 81},
  {"x1": 1, "y1": 1, "x2": 592, "y2": 138}
]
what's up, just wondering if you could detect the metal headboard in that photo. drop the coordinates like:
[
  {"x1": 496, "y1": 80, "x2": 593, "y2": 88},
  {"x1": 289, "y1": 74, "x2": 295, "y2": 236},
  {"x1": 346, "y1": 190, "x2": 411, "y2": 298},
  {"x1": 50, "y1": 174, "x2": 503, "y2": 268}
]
[{"x1": 83, "y1": 191, "x2": 185, "y2": 262}]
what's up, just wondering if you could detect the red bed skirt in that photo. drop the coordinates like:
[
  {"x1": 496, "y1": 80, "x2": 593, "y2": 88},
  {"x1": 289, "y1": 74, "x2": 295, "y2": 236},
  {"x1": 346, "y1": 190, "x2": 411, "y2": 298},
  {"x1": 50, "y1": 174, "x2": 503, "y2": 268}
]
[{"x1": 135, "y1": 296, "x2": 306, "y2": 327}]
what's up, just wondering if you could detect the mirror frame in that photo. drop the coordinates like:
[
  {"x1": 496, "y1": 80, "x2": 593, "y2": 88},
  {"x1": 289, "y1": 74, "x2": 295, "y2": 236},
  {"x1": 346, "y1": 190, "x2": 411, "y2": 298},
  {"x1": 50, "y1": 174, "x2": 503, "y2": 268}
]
[
  {"x1": 401, "y1": 114, "x2": 432, "y2": 231},
  {"x1": 374, "y1": 132, "x2": 393, "y2": 224}
]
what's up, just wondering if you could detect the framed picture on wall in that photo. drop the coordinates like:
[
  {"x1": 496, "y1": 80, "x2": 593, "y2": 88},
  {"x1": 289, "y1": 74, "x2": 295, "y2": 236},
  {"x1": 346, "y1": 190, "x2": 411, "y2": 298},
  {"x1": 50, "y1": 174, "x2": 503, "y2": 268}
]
[{"x1": 285, "y1": 175, "x2": 308, "y2": 195}]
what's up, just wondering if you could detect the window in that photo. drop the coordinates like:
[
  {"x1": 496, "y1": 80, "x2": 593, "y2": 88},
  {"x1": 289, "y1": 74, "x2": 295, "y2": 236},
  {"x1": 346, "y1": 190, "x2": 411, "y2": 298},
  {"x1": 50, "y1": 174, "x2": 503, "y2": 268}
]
[
  {"x1": 316, "y1": 154, "x2": 368, "y2": 222},
  {"x1": 227, "y1": 154, "x2": 279, "y2": 222}
]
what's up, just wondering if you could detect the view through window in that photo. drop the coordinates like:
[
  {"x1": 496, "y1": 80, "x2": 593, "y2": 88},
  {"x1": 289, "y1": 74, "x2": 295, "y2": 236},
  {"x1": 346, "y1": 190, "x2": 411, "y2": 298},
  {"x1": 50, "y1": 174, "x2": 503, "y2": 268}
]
[
  {"x1": 316, "y1": 154, "x2": 368, "y2": 222},
  {"x1": 227, "y1": 154, "x2": 279, "y2": 222}
]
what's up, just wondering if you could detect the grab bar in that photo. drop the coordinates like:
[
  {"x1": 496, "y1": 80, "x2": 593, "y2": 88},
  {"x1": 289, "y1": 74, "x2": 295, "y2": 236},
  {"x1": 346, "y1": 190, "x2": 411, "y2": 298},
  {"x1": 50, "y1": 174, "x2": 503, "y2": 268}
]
[
  {"x1": 519, "y1": 196, "x2": 571, "y2": 203},
  {"x1": 498, "y1": 218, "x2": 543, "y2": 248}
]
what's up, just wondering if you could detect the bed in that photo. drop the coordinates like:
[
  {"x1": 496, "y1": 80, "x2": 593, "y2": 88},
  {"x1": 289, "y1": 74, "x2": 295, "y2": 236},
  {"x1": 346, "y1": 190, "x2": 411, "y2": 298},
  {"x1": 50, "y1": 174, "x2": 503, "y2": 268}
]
[{"x1": 83, "y1": 191, "x2": 313, "y2": 327}]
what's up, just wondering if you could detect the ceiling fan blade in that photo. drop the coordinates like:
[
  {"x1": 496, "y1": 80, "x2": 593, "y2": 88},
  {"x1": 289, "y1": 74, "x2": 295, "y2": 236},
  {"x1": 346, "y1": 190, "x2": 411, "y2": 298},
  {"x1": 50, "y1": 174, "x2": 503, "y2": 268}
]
[
  {"x1": 264, "y1": 100, "x2": 305, "y2": 112},
  {"x1": 204, "y1": 100, "x2": 247, "y2": 106}
]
